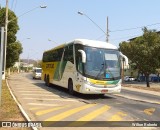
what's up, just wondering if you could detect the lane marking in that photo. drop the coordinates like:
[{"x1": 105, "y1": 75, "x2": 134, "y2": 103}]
[
  {"x1": 154, "y1": 102, "x2": 160, "y2": 105},
  {"x1": 76, "y1": 105, "x2": 111, "y2": 121},
  {"x1": 108, "y1": 112, "x2": 127, "y2": 121},
  {"x1": 15, "y1": 88, "x2": 45, "y2": 90},
  {"x1": 45, "y1": 104, "x2": 97, "y2": 121},
  {"x1": 29, "y1": 107, "x2": 42, "y2": 110},
  {"x1": 6, "y1": 80, "x2": 38, "y2": 130},
  {"x1": 36, "y1": 105, "x2": 71, "y2": 116},
  {"x1": 14, "y1": 87, "x2": 40, "y2": 89},
  {"x1": 21, "y1": 94, "x2": 59, "y2": 97},
  {"x1": 18, "y1": 91, "x2": 52, "y2": 93},
  {"x1": 144, "y1": 108, "x2": 155, "y2": 115},
  {"x1": 68, "y1": 105, "x2": 110, "y2": 126},
  {"x1": 23, "y1": 97, "x2": 79, "y2": 102},
  {"x1": 28, "y1": 103, "x2": 60, "y2": 106}
]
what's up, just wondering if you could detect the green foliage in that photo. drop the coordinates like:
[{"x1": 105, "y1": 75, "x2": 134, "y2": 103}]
[
  {"x1": 119, "y1": 28, "x2": 160, "y2": 87},
  {"x1": 0, "y1": 7, "x2": 22, "y2": 68},
  {"x1": 6, "y1": 41, "x2": 23, "y2": 68},
  {"x1": 33, "y1": 60, "x2": 42, "y2": 68},
  {"x1": 0, "y1": 8, "x2": 19, "y2": 43}
]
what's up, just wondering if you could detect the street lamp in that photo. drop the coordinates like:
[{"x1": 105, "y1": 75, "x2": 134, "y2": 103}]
[
  {"x1": 77, "y1": 11, "x2": 109, "y2": 42},
  {"x1": 40, "y1": 5, "x2": 47, "y2": 8},
  {"x1": 48, "y1": 39, "x2": 57, "y2": 44},
  {"x1": 2, "y1": 3, "x2": 47, "y2": 79},
  {"x1": 12, "y1": 5, "x2": 47, "y2": 22}
]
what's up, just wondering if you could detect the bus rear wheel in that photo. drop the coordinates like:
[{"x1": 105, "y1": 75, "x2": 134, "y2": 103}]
[
  {"x1": 46, "y1": 75, "x2": 51, "y2": 87},
  {"x1": 68, "y1": 79, "x2": 75, "y2": 95}
]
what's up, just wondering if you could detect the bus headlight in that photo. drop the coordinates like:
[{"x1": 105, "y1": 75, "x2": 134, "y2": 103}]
[
  {"x1": 84, "y1": 80, "x2": 92, "y2": 85},
  {"x1": 83, "y1": 79, "x2": 93, "y2": 86}
]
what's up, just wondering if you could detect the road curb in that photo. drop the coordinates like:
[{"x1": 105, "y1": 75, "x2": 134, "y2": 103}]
[
  {"x1": 6, "y1": 79, "x2": 38, "y2": 130},
  {"x1": 122, "y1": 86, "x2": 160, "y2": 96},
  {"x1": 114, "y1": 94, "x2": 160, "y2": 105}
]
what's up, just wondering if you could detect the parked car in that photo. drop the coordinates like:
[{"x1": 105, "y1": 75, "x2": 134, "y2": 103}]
[
  {"x1": 137, "y1": 76, "x2": 145, "y2": 82},
  {"x1": 124, "y1": 76, "x2": 136, "y2": 82},
  {"x1": 151, "y1": 76, "x2": 160, "y2": 82},
  {"x1": 32, "y1": 67, "x2": 42, "y2": 79}
]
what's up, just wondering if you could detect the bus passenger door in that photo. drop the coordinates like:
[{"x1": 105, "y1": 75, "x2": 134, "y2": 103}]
[{"x1": 62, "y1": 44, "x2": 75, "y2": 88}]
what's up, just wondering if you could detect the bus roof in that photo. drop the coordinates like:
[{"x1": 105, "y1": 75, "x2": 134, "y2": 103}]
[
  {"x1": 44, "y1": 39, "x2": 117, "y2": 53},
  {"x1": 73, "y1": 39, "x2": 117, "y2": 49},
  {"x1": 44, "y1": 44, "x2": 66, "y2": 53}
]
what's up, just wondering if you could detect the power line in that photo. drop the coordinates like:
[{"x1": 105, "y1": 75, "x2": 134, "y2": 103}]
[
  {"x1": 13, "y1": 0, "x2": 17, "y2": 12},
  {"x1": 11, "y1": 0, "x2": 15, "y2": 10},
  {"x1": 96, "y1": 33, "x2": 142, "y2": 42},
  {"x1": 110, "y1": 34, "x2": 142, "y2": 41},
  {"x1": 10, "y1": 0, "x2": 17, "y2": 12},
  {"x1": 110, "y1": 22, "x2": 160, "y2": 33},
  {"x1": 96, "y1": 22, "x2": 160, "y2": 41}
]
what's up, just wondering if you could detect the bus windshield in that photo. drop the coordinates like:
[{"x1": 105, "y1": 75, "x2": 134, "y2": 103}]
[{"x1": 84, "y1": 47, "x2": 121, "y2": 80}]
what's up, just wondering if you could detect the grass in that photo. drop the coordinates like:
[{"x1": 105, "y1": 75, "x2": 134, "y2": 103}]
[{"x1": 0, "y1": 80, "x2": 31, "y2": 130}]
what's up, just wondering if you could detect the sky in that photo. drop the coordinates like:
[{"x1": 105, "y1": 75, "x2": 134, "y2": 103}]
[{"x1": 1, "y1": 0, "x2": 160, "y2": 60}]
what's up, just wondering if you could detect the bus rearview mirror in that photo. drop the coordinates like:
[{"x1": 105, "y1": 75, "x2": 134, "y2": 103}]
[
  {"x1": 78, "y1": 50, "x2": 86, "y2": 63},
  {"x1": 119, "y1": 52, "x2": 129, "y2": 67}
]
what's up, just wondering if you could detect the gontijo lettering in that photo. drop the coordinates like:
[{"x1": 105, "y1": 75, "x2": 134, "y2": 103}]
[{"x1": 46, "y1": 64, "x2": 54, "y2": 68}]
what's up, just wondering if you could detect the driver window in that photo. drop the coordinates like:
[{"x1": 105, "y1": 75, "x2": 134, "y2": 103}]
[
  {"x1": 77, "y1": 55, "x2": 83, "y2": 73},
  {"x1": 75, "y1": 44, "x2": 84, "y2": 74}
]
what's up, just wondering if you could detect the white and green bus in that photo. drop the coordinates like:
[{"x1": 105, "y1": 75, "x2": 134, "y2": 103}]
[{"x1": 42, "y1": 39, "x2": 128, "y2": 95}]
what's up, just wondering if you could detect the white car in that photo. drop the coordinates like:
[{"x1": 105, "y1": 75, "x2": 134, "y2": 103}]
[
  {"x1": 124, "y1": 76, "x2": 135, "y2": 82},
  {"x1": 32, "y1": 68, "x2": 42, "y2": 79}
]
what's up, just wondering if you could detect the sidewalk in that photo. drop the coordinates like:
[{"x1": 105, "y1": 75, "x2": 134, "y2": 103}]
[
  {"x1": 122, "y1": 82, "x2": 160, "y2": 96},
  {"x1": 124, "y1": 82, "x2": 160, "y2": 88},
  {"x1": 114, "y1": 82, "x2": 160, "y2": 105}
]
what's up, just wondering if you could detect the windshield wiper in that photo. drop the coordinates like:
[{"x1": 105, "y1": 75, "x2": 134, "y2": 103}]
[
  {"x1": 103, "y1": 77, "x2": 116, "y2": 80},
  {"x1": 95, "y1": 63, "x2": 104, "y2": 80}
]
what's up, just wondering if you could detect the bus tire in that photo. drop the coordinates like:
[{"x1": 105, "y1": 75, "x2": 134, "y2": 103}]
[
  {"x1": 44, "y1": 75, "x2": 47, "y2": 86},
  {"x1": 68, "y1": 79, "x2": 75, "y2": 95},
  {"x1": 99, "y1": 94, "x2": 105, "y2": 97},
  {"x1": 46, "y1": 75, "x2": 51, "y2": 87}
]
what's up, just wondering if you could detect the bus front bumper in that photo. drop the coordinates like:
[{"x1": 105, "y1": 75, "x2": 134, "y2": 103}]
[{"x1": 79, "y1": 84, "x2": 121, "y2": 94}]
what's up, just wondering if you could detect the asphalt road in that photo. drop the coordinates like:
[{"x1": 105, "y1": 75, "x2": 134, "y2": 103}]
[
  {"x1": 120, "y1": 89, "x2": 160, "y2": 102},
  {"x1": 25, "y1": 73, "x2": 160, "y2": 121},
  {"x1": 7, "y1": 73, "x2": 160, "y2": 130}
]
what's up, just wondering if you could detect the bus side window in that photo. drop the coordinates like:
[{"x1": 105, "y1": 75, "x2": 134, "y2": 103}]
[
  {"x1": 64, "y1": 45, "x2": 74, "y2": 64},
  {"x1": 75, "y1": 44, "x2": 84, "y2": 74}
]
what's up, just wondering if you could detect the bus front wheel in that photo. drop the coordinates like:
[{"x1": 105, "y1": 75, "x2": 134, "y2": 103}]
[{"x1": 68, "y1": 79, "x2": 75, "y2": 95}]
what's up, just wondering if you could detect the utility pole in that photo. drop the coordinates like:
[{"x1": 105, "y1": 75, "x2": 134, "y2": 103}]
[
  {"x1": 106, "y1": 16, "x2": 109, "y2": 43},
  {"x1": 2, "y1": 0, "x2": 9, "y2": 80},
  {"x1": 0, "y1": 27, "x2": 4, "y2": 106}
]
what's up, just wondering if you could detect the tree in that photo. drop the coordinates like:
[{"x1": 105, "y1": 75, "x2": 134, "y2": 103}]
[
  {"x1": 119, "y1": 28, "x2": 160, "y2": 87},
  {"x1": 156, "y1": 69, "x2": 160, "y2": 82},
  {"x1": 6, "y1": 41, "x2": 22, "y2": 68},
  {"x1": 0, "y1": 7, "x2": 23, "y2": 68},
  {"x1": 33, "y1": 60, "x2": 42, "y2": 68}
]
